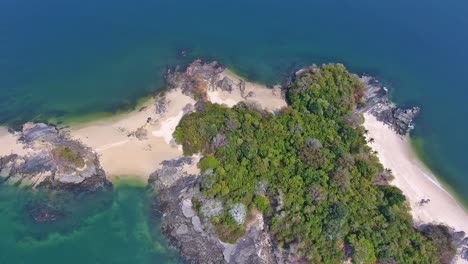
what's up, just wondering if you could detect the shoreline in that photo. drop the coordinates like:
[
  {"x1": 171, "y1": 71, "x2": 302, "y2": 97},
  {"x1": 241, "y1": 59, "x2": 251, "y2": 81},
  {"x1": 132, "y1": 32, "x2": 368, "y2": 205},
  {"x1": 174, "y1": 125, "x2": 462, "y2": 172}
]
[
  {"x1": 363, "y1": 113, "x2": 468, "y2": 234},
  {"x1": 1, "y1": 61, "x2": 467, "y2": 261},
  {"x1": 410, "y1": 137, "x2": 468, "y2": 208},
  {"x1": 62, "y1": 67, "x2": 285, "y2": 182}
]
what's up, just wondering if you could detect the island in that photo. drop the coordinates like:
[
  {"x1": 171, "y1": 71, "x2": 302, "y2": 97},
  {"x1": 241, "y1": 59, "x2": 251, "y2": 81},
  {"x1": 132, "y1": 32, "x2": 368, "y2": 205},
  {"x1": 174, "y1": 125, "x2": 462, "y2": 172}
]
[{"x1": 1, "y1": 60, "x2": 467, "y2": 263}]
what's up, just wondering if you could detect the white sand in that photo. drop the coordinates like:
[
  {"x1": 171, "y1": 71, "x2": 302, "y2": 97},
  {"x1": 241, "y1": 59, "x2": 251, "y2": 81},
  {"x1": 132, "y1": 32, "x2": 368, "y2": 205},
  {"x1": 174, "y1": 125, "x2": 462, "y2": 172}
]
[
  {"x1": 0, "y1": 69, "x2": 287, "y2": 182},
  {"x1": 2, "y1": 69, "x2": 467, "y2": 262},
  {"x1": 69, "y1": 69, "x2": 287, "y2": 181},
  {"x1": 0, "y1": 128, "x2": 27, "y2": 156},
  {"x1": 70, "y1": 89, "x2": 195, "y2": 181},
  {"x1": 207, "y1": 69, "x2": 287, "y2": 113},
  {"x1": 364, "y1": 113, "x2": 468, "y2": 233}
]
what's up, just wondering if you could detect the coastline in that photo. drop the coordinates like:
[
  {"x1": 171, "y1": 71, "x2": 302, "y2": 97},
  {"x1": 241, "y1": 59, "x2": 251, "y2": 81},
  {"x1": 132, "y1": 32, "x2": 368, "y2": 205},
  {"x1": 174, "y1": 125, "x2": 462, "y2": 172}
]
[
  {"x1": 363, "y1": 113, "x2": 468, "y2": 232},
  {"x1": 1, "y1": 61, "x2": 467, "y2": 262},
  {"x1": 65, "y1": 67, "x2": 286, "y2": 182}
]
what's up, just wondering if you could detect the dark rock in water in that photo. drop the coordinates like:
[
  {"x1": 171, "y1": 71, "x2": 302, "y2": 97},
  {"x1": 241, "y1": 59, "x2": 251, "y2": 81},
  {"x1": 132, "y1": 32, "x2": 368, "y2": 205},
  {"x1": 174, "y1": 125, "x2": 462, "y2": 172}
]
[
  {"x1": 359, "y1": 75, "x2": 420, "y2": 135},
  {"x1": 27, "y1": 202, "x2": 65, "y2": 224},
  {"x1": 0, "y1": 122, "x2": 111, "y2": 193}
]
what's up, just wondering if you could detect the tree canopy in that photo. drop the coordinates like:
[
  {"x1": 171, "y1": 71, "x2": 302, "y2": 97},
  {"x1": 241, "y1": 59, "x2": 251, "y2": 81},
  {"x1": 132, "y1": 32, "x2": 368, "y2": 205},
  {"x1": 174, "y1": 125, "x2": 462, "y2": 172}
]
[{"x1": 174, "y1": 64, "x2": 454, "y2": 263}]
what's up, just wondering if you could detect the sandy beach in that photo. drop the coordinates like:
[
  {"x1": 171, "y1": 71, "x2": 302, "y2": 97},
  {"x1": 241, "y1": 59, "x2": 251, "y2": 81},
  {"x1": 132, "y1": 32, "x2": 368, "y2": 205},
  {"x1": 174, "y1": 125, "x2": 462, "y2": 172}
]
[
  {"x1": 364, "y1": 113, "x2": 468, "y2": 262},
  {"x1": 68, "y1": 69, "x2": 286, "y2": 181},
  {"x1": 1, "y1": 67, "x2": 466, "y2": 261}
]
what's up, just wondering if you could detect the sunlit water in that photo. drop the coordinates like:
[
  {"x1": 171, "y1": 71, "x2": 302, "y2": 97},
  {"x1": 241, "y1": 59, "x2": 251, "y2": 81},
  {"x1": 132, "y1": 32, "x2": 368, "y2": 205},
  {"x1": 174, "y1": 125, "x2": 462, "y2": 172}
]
[{"x1": 1, "y1": 0, "x2": 468, "y2": 261}]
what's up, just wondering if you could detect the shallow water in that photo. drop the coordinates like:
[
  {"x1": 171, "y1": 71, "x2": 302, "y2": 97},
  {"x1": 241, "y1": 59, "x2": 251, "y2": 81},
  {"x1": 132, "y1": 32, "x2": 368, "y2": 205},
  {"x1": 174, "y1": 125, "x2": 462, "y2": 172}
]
[
  {"x1": 0, "y1": 182, "x2": 179, "y2": 263},
  {"x1": 1, "y1": 0, "x2": 468, "y2": 260}
]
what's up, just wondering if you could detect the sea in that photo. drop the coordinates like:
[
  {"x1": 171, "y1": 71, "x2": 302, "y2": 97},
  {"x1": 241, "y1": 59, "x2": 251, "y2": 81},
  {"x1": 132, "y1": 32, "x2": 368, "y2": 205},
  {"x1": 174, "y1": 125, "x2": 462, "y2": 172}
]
[{"x1": 1, "y1": 0, "x2": 467, "y2": 262}]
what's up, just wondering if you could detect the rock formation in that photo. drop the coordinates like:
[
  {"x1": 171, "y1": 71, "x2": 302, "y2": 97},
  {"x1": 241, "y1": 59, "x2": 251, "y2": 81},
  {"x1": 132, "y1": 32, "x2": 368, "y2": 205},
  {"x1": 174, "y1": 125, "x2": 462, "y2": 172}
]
[
  {"x1": 0, "y1": 122, "x2": 110, "y2": 192},
  {"x1": 359, "y1": 75, "x2": 420, "y2": 135},
  {"x1": 148, "y1": 157, "x2": 281, "y2": 264}
]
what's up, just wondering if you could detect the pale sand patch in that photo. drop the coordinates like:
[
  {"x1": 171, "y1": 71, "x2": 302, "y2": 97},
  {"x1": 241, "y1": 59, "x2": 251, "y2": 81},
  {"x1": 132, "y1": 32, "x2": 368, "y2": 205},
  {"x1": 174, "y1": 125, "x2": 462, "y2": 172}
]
[
  {"x1": 207, "y1": 69, "x2": 287, "y2": 113},
  {"x1": 0, "y1": 128, "x2": 27, "y2": 156},
  {"x1": 364, "y1": 113, "x2": 468, "y2": 235},
  {"x1": 68, "y1": 69, "x2": 288, "y2": 182},
  {"x1": 70, "y1": 88, "x2": 196, "y2": 181}
]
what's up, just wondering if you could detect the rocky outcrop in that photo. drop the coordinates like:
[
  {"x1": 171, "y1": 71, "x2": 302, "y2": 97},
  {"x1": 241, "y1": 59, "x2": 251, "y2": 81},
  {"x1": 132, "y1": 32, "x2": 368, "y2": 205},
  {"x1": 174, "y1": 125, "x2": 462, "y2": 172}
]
[
  {"x1": 165, "y1": 60, "x2": 225, "y2": 101},
  {"x1": 165, "y1": 59, "x2": 255, "y2": 102},
  {"x1": 148, "y1": 157, "x2": 282, "y2": 264},
  {"x1": 0, "y1": 122, "x2": 110, "y2": 192},
  {"x1": 359, "y1": 75, "x2": 420, "y2": 135},
  {"x1": 149, "y1": 157, "x2": 226, "y2": 264}
]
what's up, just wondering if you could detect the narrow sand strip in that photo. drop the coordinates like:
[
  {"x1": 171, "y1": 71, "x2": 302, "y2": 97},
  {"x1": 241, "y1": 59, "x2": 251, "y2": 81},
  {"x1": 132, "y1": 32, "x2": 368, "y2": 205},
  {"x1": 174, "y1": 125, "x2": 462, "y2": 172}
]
[{"x1": 364, "y1": 113, "x2": 468, "y2": 234}]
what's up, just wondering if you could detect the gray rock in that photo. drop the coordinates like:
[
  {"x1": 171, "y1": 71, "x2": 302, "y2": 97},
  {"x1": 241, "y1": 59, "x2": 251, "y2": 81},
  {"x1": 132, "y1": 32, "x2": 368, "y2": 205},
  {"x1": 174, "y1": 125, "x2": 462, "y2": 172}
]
[
  {"x1": 463, "y1": 237, "x2": 468, "y2": 246},
  {"x1": 461, "y1": 247, "x2": 468, "y2": 261},
  {"x1": 452, "y1": 231, "x2": 467, "y2": 246},
  {"x1": 217, "y1": 76, "x2": 234, "y2": 92},
  {"x1": 359, "y1": 75, "x2": 420, "y2": 135},
  {"x1": 166, "y1": 60, "x2": 225, "y2": 100},
  {"x1": 149, "y1": 156, "x2": 284, "y2": 264},
  {"x1": 176, "y1": 224, "x2": 189, "y2": 235},
  {"x1": 0, "y1": 123, "x2": 110, "y2": 192},
  {"x1": 182, "y1": 199, "x2": 196, "y2": 218},
  {"x1": 192, "y1": 216, "x2": 203, "y2": 233}
]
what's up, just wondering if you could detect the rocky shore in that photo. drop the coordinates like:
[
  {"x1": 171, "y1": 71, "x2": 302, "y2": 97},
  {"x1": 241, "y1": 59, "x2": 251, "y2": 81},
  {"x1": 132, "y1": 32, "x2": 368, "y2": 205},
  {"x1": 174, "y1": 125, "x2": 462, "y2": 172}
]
[
  {"x1": 0, "y1": 122, "x2": 110, "y2": 191},
  {"x1": 150, "y1": 61, "x2": 467, "y2": 263},
  {"x1": 1, "y1": 60, "x2": 467, "y2": 263},
  {"x1": 148, "y1": 157, "x2": 282, "y2": 264},
  {"x1": 359, "y1": 75, "x2": 420, "y2": 135},
  {"x1": 0, "y1": 122, "x2": 112, "y2": 223}
]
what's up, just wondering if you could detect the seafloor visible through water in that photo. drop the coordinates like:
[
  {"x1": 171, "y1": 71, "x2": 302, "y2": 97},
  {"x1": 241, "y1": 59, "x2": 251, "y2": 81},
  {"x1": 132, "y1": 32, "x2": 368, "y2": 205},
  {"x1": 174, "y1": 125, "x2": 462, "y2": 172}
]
[{"x1": 1, "y1": 0, "x2": 467, "y2": 262}]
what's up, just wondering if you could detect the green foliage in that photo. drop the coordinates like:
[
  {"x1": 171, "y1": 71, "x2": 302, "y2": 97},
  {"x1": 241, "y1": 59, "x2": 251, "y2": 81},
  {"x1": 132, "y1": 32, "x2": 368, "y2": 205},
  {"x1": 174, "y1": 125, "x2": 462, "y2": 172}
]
[
  {"x1": 52, "y1": 146, "x2": 85, "y2": 168},
  {"x1": 420, "y1": 225, "x2": 457, "y2": 264},
  {"x1": 253, "y1": 195, "x2": 270, "y2": 214},
  {"x1": 348, "y1": 235, "x2": 377, "y2": 264},
  {"x1": 174, "y1": 64, "x2": 446, "y2": 263},
  {"x1": 198, "y1": 156, "x2": 220, "y2": 171},
  {"x1": 212, "y1": 212, "x2": 246, "y2": 243}
]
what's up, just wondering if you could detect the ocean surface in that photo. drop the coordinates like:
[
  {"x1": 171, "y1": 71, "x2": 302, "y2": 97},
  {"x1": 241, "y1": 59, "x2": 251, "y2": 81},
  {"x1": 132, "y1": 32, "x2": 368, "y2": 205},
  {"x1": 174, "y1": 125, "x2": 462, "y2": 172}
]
[{"x1": 1, "y1": 0, "x2": 468, "y2": 262}]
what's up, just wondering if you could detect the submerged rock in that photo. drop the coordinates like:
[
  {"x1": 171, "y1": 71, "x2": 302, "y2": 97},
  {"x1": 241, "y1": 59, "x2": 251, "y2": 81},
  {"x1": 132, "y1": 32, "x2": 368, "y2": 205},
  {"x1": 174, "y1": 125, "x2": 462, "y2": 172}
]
[{"x1": 27, "y1": 202, "x2": 66, "y2": 224}]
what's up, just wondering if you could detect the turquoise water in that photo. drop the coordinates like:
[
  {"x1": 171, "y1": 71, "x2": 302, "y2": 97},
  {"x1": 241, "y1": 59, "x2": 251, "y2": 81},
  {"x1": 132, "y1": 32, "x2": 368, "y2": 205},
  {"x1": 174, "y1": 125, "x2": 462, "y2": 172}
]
[
  {"x1": 1, "y1": 0, "x2": 468, "y2": 261},
  {"x1": 0, "y1": 182, "x2": 179, "y2": 263}
]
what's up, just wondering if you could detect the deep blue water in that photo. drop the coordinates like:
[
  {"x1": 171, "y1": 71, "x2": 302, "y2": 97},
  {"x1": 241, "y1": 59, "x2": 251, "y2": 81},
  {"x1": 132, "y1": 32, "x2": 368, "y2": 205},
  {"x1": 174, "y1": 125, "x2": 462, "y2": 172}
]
[{"x1": 1, "y1": 0, "x2": 468, "y2": 261}]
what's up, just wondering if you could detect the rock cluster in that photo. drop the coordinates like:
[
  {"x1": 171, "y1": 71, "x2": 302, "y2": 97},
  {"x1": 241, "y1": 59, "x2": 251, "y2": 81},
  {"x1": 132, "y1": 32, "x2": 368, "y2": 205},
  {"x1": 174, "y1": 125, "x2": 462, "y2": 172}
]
[
  {"x1": 359, "y1": 75, "x2": 420, "y2": 135},
  {"x1": 0, "y1": 122, "x2": 110, "y2": 192},
  {"x1": 165, "y1": 59, "x2": 253, "y2": 102},
  {"x1": 165, "y1": 60, "x2": 224, "y2": 101},
  {"x1": 148, "y1": 157, "x2": 281, "y2": 264}
]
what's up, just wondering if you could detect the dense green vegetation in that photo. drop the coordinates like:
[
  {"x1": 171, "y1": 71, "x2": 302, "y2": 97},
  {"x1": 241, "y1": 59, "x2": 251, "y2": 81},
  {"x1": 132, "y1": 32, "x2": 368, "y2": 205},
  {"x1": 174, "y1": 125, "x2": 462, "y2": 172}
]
[{"x1": 174, "y1": 64, "x2": 454, "y2": 263}]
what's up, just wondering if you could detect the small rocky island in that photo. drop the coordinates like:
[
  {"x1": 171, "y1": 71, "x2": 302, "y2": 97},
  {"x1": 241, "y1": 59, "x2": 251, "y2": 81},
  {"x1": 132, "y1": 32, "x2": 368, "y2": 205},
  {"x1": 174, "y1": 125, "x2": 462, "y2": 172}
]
[
  {"x1": 0, "y1": 122, "x2": 110, "y2": 191},
  {"x1": 1, "y1": 60, "x2": 467, "y2": 263}
]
